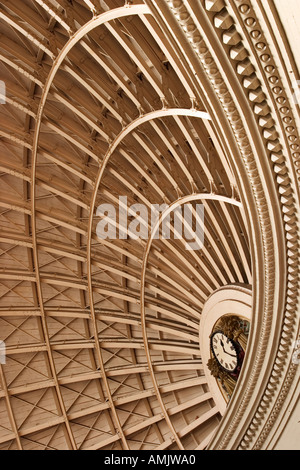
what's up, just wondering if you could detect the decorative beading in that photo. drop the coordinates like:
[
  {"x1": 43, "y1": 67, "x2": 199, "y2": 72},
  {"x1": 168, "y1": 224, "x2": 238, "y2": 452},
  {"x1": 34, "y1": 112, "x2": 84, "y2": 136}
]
[{"x1": 166, "y1": 0, "x2": 300, "y2": 449}]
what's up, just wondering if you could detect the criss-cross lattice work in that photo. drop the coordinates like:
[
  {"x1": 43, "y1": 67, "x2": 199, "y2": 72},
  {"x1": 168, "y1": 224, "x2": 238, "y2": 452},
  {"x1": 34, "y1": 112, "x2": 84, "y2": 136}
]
[{"x1": 0, "y1": 0, "x2": 253, "y2": 450}]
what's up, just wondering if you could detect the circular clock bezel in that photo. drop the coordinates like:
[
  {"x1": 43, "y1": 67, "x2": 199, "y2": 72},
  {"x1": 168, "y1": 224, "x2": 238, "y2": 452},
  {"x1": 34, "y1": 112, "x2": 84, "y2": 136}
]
[{"x1": 210, "y1": 330, "x2": 240, "y2": 373}]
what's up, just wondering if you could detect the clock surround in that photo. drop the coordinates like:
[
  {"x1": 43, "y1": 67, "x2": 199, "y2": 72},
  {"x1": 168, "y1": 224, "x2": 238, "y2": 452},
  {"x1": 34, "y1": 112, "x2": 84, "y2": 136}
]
[
  {"x1": 207, "y1": 315, "x2": 249, "y2": 400},
  {"x1": 210, "y1": 331, "x2": 239, "y2": 373},
  {"x1": 199, "y1": 285, "x2": 252, "y2": 413}
]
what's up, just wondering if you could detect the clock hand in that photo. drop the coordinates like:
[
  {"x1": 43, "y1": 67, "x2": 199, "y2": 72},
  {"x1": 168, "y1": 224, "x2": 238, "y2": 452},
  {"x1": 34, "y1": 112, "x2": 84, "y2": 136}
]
[
  {"x1": 224, "y1": 350, "x2": 237, "y2": 358},
  {"x1": 223, "y1": 346, "x2": 237, "y2": 358},
  {"x1": 221, "y1": 339, "x2": 237, "y2": 358}
]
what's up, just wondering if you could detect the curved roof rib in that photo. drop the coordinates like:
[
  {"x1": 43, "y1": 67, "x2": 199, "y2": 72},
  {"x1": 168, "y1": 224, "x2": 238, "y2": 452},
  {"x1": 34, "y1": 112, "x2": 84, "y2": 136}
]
[{"x1": 0, "y1": 0, "x2": 299, "y2": 451}]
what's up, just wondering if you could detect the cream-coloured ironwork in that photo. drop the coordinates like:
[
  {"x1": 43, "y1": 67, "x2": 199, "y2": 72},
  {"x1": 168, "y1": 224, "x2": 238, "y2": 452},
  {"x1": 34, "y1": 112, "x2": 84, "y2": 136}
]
[{"x1": 0, "y1": 0, "x2": 299, "y2": 450}]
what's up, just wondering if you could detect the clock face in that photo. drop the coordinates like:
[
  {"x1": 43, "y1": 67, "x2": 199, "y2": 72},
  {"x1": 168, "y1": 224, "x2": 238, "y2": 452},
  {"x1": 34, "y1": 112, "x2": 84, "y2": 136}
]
[{"x1": 210, "y1": 331, "x2": 238, "y2": 372}]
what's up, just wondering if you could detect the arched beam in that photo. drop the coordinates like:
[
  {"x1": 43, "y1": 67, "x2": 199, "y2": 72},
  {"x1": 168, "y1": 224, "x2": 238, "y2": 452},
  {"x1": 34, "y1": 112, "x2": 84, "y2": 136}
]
[
  {"x1": 30, "y1": 6, "x2": 153, "y2": 450},
  {"x1": 139, "y1": 192, "x2": 241, "y2": 450}
]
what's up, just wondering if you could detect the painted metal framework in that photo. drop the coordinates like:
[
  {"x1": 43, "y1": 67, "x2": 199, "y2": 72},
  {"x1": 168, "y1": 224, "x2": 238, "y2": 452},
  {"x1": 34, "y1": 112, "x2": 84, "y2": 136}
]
[{"x1": 0, "y1": 0, "x2": 299, "y2": 450}]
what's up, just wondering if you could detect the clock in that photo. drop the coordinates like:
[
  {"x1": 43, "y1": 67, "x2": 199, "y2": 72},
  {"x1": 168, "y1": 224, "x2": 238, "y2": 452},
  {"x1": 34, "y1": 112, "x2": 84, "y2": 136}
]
[{"x1": 210, "y1": 331, "x2": 239, "y2": 373}]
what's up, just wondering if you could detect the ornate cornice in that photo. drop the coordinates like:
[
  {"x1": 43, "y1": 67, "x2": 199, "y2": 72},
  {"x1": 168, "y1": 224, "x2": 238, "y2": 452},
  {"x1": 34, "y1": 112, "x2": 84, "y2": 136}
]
[
  {"x1": 159, "y1": 0, "x2": 300, "y2": 449},
  {"x1": 0, "y1": 0, "x2": 299, "y2": 450}
]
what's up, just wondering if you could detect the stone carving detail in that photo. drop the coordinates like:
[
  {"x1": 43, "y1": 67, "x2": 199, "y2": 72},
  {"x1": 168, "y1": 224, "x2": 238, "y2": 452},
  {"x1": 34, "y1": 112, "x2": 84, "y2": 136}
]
[{"x1": 167, "y1": 0, "x2": 300, "y2": 449}]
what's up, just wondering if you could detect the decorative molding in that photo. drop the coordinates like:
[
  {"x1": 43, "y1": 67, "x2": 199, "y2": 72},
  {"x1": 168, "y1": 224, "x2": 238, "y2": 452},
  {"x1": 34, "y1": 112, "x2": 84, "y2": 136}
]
[
  {"x1": 164, "y1": 0, "x2": 300, "y2": 449},
  {"x1": 0, "y1": 0, "x2": 299, "y2": 450}
]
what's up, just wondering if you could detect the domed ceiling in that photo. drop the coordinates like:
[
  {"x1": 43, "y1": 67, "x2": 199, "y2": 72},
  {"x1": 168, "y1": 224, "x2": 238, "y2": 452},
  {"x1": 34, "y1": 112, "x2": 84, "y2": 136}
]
[{"x1": 0, "y1": 0, "x2": 299, "y2": 450}]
